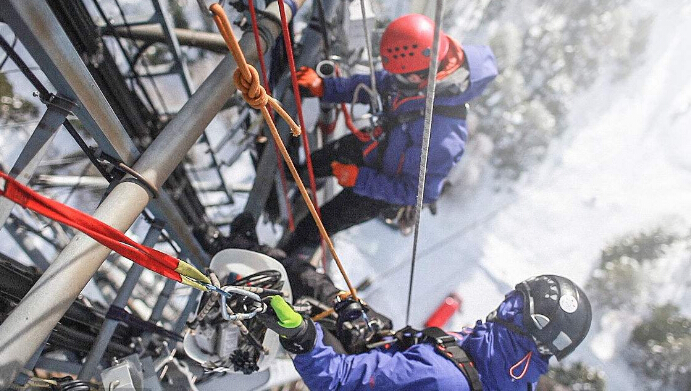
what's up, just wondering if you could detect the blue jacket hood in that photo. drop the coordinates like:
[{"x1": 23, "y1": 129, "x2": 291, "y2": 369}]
[{"x1": 461, "y1": 293, "x2": 551, "y2": 390}]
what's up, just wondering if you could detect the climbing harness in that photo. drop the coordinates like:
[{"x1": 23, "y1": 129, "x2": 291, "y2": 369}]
[
  {"x1": 422, "y1": 327, "x2": 484, "y2": 390},
  {"x1": 405, "y1": 0, "x2": 446, "y2": 325},
  {"x1": 208, "y1": 3, "x2": 360, "y2": 303},
  {"x1": 388, "y1": 326, "x2": 483, "y2": 390}
]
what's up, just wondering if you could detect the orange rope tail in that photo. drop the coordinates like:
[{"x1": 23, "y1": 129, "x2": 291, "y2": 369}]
[{"x1": 209, "y1": 4, "x2": 359, "y2": 302}]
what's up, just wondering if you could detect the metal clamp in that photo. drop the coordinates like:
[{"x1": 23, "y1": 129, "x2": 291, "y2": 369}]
[
  {"x1": 92, "y1": 149, "x2": 160, "y2": 199},
  {"x1": 36, "y1": 92, "x2": 78, "y2": 116}
]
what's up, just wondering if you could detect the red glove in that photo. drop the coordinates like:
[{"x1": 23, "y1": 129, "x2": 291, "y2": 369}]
[
  {"x1": 296, "y1": 66, "x2": 324, "y2": 97},
  {"x1": 331, "y1": 162, "x2": 359, "y2": 187}
]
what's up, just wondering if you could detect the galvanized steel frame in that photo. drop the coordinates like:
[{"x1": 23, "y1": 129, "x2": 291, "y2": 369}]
[{"x1": 0, "y1": 0, "x2": 301, "y2": 384}]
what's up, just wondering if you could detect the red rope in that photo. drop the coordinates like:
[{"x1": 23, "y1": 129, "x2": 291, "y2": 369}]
[
  {"x1": 247, "y1": 0, "x2": 295, "y2": 231},
  {"x1": 276, "y1": 0, "x2": 328, "y2": 267},
  {"x1": 275, "y1": 0, "x2": 319, "y2": 206}
]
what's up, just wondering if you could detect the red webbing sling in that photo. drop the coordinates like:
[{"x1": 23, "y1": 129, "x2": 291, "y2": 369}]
[{"x1": 0, "y1": 171, "x2": 209, "y2": 290}]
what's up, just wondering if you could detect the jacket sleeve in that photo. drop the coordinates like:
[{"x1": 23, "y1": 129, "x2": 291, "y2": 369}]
[
  {"x1": 292, "y1": 324, "x2": 467, "y2": 391},
  {"x1": 453, "y1": 45, "x2": 498, "y2": 103},
  {"x1": 322, "y1": 71, "x2": 389, "y2": 104}
]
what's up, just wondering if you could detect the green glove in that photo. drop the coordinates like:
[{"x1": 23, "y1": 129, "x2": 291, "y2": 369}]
[{"x1": 258, "y1": 296, "x2": 317, "y2": 354}]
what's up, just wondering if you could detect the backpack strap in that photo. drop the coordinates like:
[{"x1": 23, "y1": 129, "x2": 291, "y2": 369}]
[
  {"x1": 422, "y1": 327, "x2": 484, "y2": 391},
  {"x1": 485, "y1": 307, "x2": 530, "y2": 337},
  {"x1": 392, "y1": 103, "x2": 468, "y2": 126}
]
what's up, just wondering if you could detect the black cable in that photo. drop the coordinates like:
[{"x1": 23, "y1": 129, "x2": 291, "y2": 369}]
[
  {"x1": 0, "y1": 33, "x2": 113, "y2": 181},
  {"x1": 0, "y1": 34, "x2": 49, "y2": 98},
  {"x1": 52, "y1": 376, "x2": 92, "y2": 391},
  {"x1": 0, "y1": 34, "x2": 17, "y2": 71},
  {"x1": 231, "y1": 270, "x2": 282, "y2": 289},
  {"x1": 110, "y1": 0, "x2": 171, "y2": 115},
  {"x1": 62, "y1": 121, "x2": 114, "y2": 181},
  {"x1": 313, "y1": 0, "x2": 331, "y2": 56},
  {"x1": 90, "y1": 0, "x2": 160, "y2": 115}
]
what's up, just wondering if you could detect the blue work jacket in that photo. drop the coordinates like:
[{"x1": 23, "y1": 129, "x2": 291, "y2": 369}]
[
  {"x1": 322, "y1": 44, "x2": 497, "y2": 205},
  {"x1": 291, "y1": 293, "x2": 549, "y2": 390}
]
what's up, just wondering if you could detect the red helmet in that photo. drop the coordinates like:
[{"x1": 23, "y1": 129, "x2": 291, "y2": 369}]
[{"x1": 380, "y1": 14, "x2": 449, "y2": 74}]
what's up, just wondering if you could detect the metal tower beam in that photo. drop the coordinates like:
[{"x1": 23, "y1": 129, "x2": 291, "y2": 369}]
[
  {"x1": 79, "y1": 222, "x2": 163, "y2": 379},
  {"x1": 105, "y1": 24, "x2": 228, "y2": 53},
  {"x1": 0, "y1": 0, "x2": 303, "y2": 384},
  {"x1": 0, "y1": 0, "x2": 209, "y2": 268},
  {"x1": 0, "y1": 94, "x2": 76, "y2": 228}
]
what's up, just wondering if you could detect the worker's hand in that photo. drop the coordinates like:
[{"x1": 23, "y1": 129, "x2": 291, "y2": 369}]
[
  {"x1": 331, "y1": 162, "x2": 359, "y2": 187},
  {"x1": 333, "y1": 297, "x2": 394, "y2": 354},
  {"x1": 257, "y1": 296, "x2": 316, "y2": 354},
  {"x1": 296, "y1": 66, "x2": 324, "y2": 97}
]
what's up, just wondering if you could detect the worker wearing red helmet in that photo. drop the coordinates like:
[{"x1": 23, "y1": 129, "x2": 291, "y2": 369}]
[{"x1": 283, "y1": 14, "x2": 497, "y2": 254}]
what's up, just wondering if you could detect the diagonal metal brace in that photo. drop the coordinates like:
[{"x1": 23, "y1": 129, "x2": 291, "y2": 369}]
[{"x1": 0, "y1": 93, "x2": 78, "y2": 228}]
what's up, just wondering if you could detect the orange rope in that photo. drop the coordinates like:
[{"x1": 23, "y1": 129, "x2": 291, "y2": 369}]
[{"x1": 209, "y1": 4, "x2": 359, "y2": 302}]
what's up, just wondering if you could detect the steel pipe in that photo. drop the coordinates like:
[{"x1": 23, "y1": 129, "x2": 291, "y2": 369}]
[
  {"x1": 0, "y1": 0, "x2": 209, "y2": 270},
  {"x1": 78, "y1": 222, "x2": 162, "y2": 379},
  {"x1": 106, "y1": 24, "x2": 229, "y2": 54},
  {"x1": 0, "y1": 0, "x2": 303, "y2": 384}
]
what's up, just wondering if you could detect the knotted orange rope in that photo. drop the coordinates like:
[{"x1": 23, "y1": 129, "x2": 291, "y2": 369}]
[
  {"x1": 211, "y1": 4, "x2": 300, "y2": 136},
  {"x1": 209, "y1": 4, "x2": 359, "y2": 302}
]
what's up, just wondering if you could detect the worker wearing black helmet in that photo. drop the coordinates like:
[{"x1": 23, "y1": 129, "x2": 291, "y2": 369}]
[{"x1": 259, "y1": 273, "x2": 592, "y2": 390}]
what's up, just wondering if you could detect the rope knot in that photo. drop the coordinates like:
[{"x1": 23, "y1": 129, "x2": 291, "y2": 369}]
[{"x1": 233, "y1": 65, "x2": 268, "y2": 109}]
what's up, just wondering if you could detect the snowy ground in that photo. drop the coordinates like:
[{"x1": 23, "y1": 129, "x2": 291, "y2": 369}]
[{"x1": 324, "y1": 1, "x2": 691, "y2": 389}]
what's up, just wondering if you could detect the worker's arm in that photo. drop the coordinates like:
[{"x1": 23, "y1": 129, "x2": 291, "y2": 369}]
[
  {"x1": 322, "y1": 71, "x2": 389, "y2": 104},
  {"x1": 292, "y1": 323, "x2": 470, "y2": 391}
]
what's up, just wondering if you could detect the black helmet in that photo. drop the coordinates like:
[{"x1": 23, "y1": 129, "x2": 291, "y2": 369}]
[{"x1": 516, "y1": 275, "x2": 592, "y2": 361}]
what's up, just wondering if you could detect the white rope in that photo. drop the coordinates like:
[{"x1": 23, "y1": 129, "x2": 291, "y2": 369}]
[
  {"x1": 405, "y1": 0, "x2": 446, "y2": 325},
  {"x1": 351, "y1": 82, "x2": 378, "y2": 119},
  {"x1": 358, "y1": 0, "x2": 381, "y2": 113}
]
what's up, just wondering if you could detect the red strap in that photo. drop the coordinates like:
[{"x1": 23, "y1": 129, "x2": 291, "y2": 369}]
[
  {"x1": 275, "y1": 0, "x2": 320, "y2": 208},
  {"x1": 247, "y1": 0, "x2": 295, "y2": 232},
  {"x1": 0, "y1": 171, "x2": 183, "y2": 283},
  {"x1": 276, "y1": 0, "x2": 329, "y2": 268}
]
